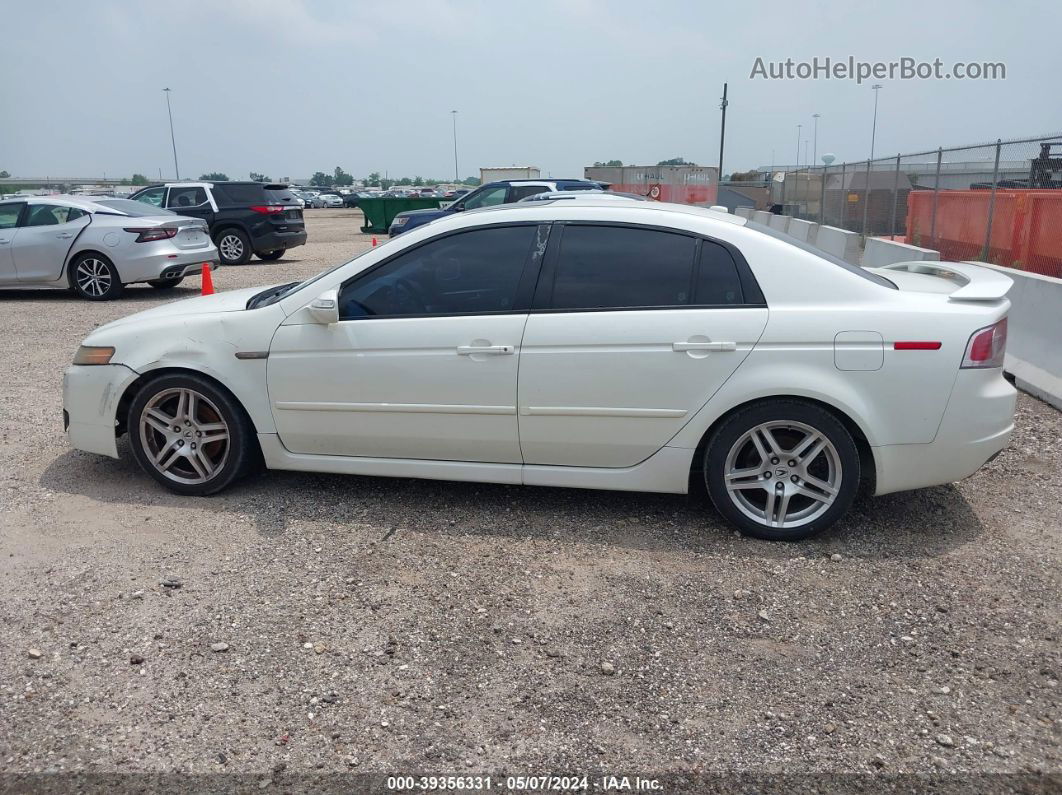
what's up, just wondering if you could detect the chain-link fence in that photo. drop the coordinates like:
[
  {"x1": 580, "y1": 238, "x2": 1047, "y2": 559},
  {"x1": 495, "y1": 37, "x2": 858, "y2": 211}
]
[{"x1": 772, "y1": 133, "x2": 1062, "y2": 277}]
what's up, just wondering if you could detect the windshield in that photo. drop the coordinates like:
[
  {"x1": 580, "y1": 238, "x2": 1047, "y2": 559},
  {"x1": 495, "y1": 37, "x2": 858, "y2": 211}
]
[
  {"x1": 94, "y1": 199, "x2": 176, "y2": 216},
  {"x1": 745, "y1": 221, "x2": 897, "y2": 289},
  {"x1": 246, "y1": 247, "x2": 378, "y2": 309}
]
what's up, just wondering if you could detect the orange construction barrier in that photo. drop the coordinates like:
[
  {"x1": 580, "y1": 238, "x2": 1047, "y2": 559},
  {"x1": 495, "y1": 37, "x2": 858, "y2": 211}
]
[
  {"x1": 906, "y1": 189, "x2": 1062, "y2": 278},
  {"x1": 201, "y1": 264, "x2": 215, "y2": 296}
]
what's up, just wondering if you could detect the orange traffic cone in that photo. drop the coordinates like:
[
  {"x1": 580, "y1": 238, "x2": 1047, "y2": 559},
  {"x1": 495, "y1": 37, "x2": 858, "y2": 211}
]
[
  {"x1": 372, "y1": 237, "x2": 378, "y2": 247},
  {"x1": 201, "y1": 263, "x2": 215, "y2": 296}
]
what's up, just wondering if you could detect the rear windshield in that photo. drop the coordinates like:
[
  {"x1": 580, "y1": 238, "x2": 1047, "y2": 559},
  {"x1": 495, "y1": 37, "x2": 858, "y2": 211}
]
[
  {"x1": 94, "y1": 199, "x2": 175, "y2": 216},
  {"x1": 745, "y1": 221, "x2": 897, "y2": 289}
]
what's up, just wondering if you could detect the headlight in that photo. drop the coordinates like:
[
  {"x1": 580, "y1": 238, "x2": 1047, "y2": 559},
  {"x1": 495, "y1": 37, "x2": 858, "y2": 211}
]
[
  {"x1": 73, "y1": 345, "x2": 115, "y2": 365},
  {"x1": 391, "y1": 216, "x2": 408, "y2": 227}
]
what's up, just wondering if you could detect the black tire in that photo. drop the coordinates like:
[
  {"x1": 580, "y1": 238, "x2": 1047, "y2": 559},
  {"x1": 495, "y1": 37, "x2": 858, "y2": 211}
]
[
  {"x1": 127, "y1": 373, "x2": 259, "y2": 496},
  {"x1": 256, "y1": 249, "x2": 285, "y2": 261},
  {"x1": 148, "y1": 277, "x2": 184, "y2": 289},
  {"x1": 214, "y1": 228, "x2": 252, "y2": 265},
  {"x1": 68, "y1": 252, "x2": 124, "y2": 301},
  {"x1": 703, "y1": 399, "x2": 860, "y2": 541}
]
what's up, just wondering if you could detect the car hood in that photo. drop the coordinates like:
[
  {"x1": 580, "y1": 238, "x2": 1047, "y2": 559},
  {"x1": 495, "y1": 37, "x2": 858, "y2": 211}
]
[
  {"x1": 91, "y1": 286, "x2": 268, "y2": 333},
  {"x1": 395, "y1": 208, "x2": 449, "y2": 219}
]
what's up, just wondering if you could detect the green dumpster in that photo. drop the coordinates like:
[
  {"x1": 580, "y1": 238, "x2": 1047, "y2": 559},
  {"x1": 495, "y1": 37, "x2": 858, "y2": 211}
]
[{"x1": 358, "y1": 198, "x2": 443, "y2": 233}]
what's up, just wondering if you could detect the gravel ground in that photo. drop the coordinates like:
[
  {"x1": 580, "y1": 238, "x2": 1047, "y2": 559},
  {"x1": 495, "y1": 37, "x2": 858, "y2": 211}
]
[{"x1": 0, "y1": 210, "x2": 1059, "y2": 789}]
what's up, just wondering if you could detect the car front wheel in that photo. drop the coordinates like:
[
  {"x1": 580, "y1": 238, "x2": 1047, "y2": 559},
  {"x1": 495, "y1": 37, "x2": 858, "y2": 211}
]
[
  {"x1": 128, "y1": 374, "x2": 258, "y2": 496},
  {"x1": 703, "y1": 400, "x2": 859, "y2": 541},
  {"x1": 215, "y1": 229, "x2": 252, "y2": 265}
]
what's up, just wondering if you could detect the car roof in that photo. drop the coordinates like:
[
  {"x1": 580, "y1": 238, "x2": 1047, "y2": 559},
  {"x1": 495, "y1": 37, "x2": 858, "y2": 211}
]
[
  {"x1": 463, "y1": 197, "x2": 746, "y2": 225},
  {"x1": 0, "y1": 194, "x2": 115, "y2": 212}
]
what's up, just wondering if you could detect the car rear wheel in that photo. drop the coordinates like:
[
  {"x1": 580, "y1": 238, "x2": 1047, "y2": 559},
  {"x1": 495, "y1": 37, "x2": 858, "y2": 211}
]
[
  {"x1": 148, "y1": 277, "x2": 184, "y2": 289},
  {"x1": 128, "y1": 373, "x2": 259, "y2": 496},
  {"x1": 256, "y1": 249, "x2": 285, "y2": 261},
  {"x1": 215, "y1": 228, "x2": 252, "y2": 265},
  {"x1": 703, "y1": 400, "x2": 859, "y2": 541},
  {"x1": 69, "y1": 253, "x2": 123, "y2": 301}
]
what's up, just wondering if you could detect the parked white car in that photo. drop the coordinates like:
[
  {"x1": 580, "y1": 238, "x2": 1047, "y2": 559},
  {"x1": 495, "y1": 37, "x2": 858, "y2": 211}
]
[
  {"x1": 312, "y1": 193, "x2": 343, "y2": 208},
  {"x1": 0, "y1": 196, "x2": 217, "y2": 300},
  {"x1": 63, "y1": 199, "x2": 1016, "y2": 539}
]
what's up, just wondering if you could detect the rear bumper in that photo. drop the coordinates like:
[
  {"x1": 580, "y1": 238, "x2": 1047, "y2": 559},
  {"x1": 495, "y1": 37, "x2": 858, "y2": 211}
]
[
  {"x1": 872, "y1": 368, "x2": 1017, "y2": 495},
  {"x1": 251, "y1": 229, "x2": 307, "y2": 253},
  {"x1": 114, "y1": 245, "x2": 220, "y2": 284},
  {"x1": 63, "y1": 363, "x2": 139, "y2": 459}
]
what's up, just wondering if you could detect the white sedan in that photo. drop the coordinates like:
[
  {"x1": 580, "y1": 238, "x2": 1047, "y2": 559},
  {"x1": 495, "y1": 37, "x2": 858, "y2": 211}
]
[{"x1": 63, "y1": 199, "x2": 1016, "y2": 540}]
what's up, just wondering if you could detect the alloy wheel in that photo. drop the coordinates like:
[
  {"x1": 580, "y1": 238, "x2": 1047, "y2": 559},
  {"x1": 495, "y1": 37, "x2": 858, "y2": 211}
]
[
  {"x1": 75, "y1": 258, "x2": 112, "y2": 297},
  {"x1": 218, "y1": 234, "x2": 244, "y2": 261},
  {"x1": 723, "y1": 420, "x2": 842, "y2": 529},
  {"x1": 139, "y1": 387, "x2": 230, "y2": 485}
]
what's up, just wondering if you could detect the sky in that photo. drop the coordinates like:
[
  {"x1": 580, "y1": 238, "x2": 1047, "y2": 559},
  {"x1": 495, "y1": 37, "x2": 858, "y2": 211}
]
[{"x1": 2, "y1": 0, "x2": 1059, "y2": 182}]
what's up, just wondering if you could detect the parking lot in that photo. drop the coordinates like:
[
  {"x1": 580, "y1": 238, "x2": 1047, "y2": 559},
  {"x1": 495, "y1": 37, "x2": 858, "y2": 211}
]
[{"x1": 1, "y1": 209, "x2": 1059, "y2": 781}]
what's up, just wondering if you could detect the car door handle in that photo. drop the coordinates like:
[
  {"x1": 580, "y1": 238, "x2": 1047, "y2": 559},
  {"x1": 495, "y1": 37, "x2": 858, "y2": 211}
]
[
  {"x1": 457, "y1": 345, "x2": 515, "y2": 356},
  {"x1": 673, "y1": 341, "x2": 737, "y2": 352},
  {"x1": 0, "y1": 239, "x2": 9, "y2": 245},
  {"x1": 56, "y1": 232, "x2": 75, "y2": 239}
]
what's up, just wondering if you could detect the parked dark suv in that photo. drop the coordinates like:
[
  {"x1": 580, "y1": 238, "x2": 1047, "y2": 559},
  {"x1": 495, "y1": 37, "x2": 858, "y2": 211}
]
[{"x1": 130, "y1": 182, "x2": 307, "y2": 265}]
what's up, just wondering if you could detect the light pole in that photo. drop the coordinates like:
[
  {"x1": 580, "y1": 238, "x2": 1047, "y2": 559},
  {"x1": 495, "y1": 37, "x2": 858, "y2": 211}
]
[
  {"x1": 796, "y1": 123, "x2": 802, "y2": 170},
  {"x1": 812, "y1": 113, "x2": 820, "y2": 169},
  {"x1": 451, "y1": 110, "x2": 459, "y2": 183},
  {"x1": 862, "y1": 84, "x2": 883, "y2": 237},
  {"x1": 717, "y1": 82, "x2": 728, "y2": 183},
  {"x1": 163, "y1": 88, "x2": 179, "y2": 180}
]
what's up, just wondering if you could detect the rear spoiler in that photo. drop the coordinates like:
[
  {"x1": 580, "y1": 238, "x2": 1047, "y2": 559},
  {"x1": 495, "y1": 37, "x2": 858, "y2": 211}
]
[{"x1": 872, "y1": 261, "x2": 1013, "y2": 302}]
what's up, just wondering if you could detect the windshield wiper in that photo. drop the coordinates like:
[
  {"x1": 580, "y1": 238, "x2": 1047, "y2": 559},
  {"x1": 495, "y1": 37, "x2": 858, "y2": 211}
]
[{"x1": 247, "y1": 282, "x2": 299, "y2": 309}]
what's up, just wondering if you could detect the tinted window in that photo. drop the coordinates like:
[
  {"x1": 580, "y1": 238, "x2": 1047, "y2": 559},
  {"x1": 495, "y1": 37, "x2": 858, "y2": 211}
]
[
  {"x1": 263, "y1": 186, "x2": 298, "y2": 204},
  {"x1": 24, "y1": 204, "x2": 73, "y2": 226},
  {"x1": 509, "y1": 185, "x2": 549, "y2": 201},
  {"x1": 550, "y1": 225, "x2": 696, "y2": 310},
  {"x1": 66, "y1": 207, "x2": 87, "y2": 222},
  {"x1": 167, "y1": 186, "x2": 208, "y2": 208},
  {"x1": 462, "y1": 186, "x2": 507, "y2": 210},
  {"x1": 214, "y1": 183, "x2": 265, "y2": 204},
  {"x1": 133, "y1": 187, "x2": 165, "y2": 207},
  {"x1": 696, "y1": 240, "x2": 745, "y2": 304},
  {"x1": 0, "y1": 203, "x2": 23, "y2": 229},
  {"x1": 338, "y1": 225, "x2": 536, "y2": 319}
]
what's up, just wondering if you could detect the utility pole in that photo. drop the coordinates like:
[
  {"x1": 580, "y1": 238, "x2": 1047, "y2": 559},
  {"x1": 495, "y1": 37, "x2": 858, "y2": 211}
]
[
  {"x1": 812, "y1": 113, "x2": 820, "y2": 167},
  {"x1": 163, "y1": 88, "x2": 179, "y2": 180},
  {"x1": 861, "y1": 84, "x2": 883, "y2": 237},
  {"x1": 796, "y1": 124, "x2": 802, "y2": 170},
  {"x1": 717, "y1": 82, "x2": 728, "y2": 182},
  {"x1": 451, "y1": 110, "x2": 459, "y2": 182}
]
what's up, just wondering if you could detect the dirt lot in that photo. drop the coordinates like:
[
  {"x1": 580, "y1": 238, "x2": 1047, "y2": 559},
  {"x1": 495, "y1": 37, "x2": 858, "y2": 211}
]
[{"x1": 1, "y1": 210, "x2": 1059, "y2": 788}]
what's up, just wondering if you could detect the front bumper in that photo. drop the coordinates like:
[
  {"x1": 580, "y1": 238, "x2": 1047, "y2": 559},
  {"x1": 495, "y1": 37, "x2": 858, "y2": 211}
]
[
  {"x1": 872, "y1": 368, "x2": 1017, "y2": 495},
  {"x1": 63, "y1": 363, "x2": 140, "y2": 458}
]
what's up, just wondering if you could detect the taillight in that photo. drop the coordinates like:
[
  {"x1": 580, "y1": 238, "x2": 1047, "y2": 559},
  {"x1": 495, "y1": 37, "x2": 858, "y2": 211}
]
[
  {"x1": 124, "y1": 227, "x2": 177, "y2": 243},
  {"x1": 961, "y1": 317, "x2": 1007, "y2": 369},
  {"x1": 250, "y1": 205, "x2": 286, "y2": 214}
]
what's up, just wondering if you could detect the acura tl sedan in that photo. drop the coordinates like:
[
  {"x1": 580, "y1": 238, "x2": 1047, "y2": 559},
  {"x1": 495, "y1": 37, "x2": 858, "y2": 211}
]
[
  {"x1": 0, "y1": 196, "x2": 218, "y2": 300},
  {"x1": 63, "y1": 198, "x2": 1016, "y2": 540}
]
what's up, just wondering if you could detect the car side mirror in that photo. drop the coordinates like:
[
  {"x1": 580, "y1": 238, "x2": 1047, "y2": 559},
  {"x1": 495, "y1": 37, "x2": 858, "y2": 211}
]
[{"x1": 308, "y1": 288, "x2": 339, "y2": 325}]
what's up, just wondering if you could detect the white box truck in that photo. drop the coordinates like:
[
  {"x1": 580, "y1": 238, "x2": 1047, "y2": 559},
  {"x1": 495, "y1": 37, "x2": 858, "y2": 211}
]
[{"x1": 480, "y1": 166, "x2": 541, "y2": 183}]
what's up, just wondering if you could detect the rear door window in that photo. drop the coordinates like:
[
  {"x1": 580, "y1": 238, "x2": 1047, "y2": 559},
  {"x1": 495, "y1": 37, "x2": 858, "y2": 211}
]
[
  {"x1": 695, "y1": 240, "x2": 745, "y2": 304},
  {"x1": 547, "y1": 225, "x2": 696, "y2": 310},
  {"x1": 24, "y1": 204, "x2": 73, "y2": 226},
  {"x1": 508, "y1": 185, "x2": 549, "y2": 202},
  {"x1": 166, "y1": 186, "x2": 208, "y2": 209}
]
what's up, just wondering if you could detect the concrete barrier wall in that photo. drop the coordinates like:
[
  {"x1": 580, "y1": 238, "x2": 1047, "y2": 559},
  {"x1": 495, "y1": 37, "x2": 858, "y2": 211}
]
[
  {"x1": 735, "y1": 207, "x2": 754, "y2": 220},
  {"x1": 768, "y1": 214, "x2": 790, "y2": 233},
  {"x1": 786, "y1": 218, "x2": 817, "y2": 244},
  {"x1": 752, "y1": 210, "x2": 772, "y2": 226},
  {"x1": 864, "y1": 238, "x2": 940, "y2": 267},
  {"x1": 966, "y1": 262, "x2": 1062, "y2": 410},
  {"x1": 815, "y1": 225, "x2": 861, "y2": 264}
]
